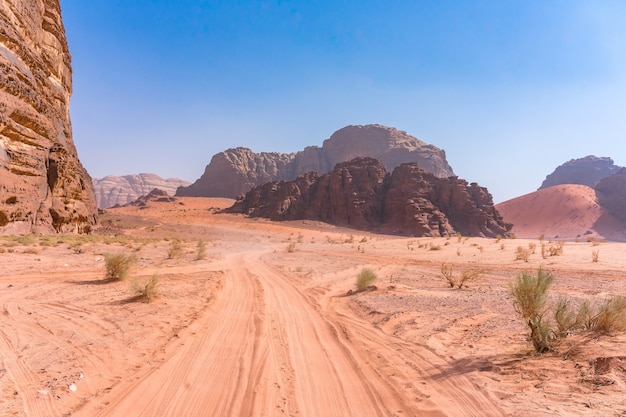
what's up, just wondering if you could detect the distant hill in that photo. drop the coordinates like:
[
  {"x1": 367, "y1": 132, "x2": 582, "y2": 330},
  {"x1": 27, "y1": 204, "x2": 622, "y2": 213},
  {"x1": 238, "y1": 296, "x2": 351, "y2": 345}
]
[
  {"x1": 93, "y1": 174, "x2": 190, "y2": 208},
  {"x1": 496, "y1": 184, "x2": 626, "y2": 241},
  {"x1": 539, "y1": 155, "x2": 622, "y2": 190},
  {"x1": 177, "y1": 124, "x2": 455, "y2": 198}
]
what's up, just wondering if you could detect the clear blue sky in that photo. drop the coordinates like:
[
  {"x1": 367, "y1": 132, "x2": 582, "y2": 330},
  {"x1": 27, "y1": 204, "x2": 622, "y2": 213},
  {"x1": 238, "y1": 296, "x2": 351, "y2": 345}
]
[{"x1": 61, "y1": 0, "x2": 626, "y2": 203}]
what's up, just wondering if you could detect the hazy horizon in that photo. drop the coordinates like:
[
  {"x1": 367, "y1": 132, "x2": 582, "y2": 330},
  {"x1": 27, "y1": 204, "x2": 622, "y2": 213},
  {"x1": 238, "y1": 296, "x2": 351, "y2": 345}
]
[{"x1": 62, "y1": 1, "x2": 626, "y2": 203}]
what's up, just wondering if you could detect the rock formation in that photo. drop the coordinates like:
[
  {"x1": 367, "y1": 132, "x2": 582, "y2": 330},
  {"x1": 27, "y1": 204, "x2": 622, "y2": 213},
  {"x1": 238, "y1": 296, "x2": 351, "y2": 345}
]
[
  {"x1": 177, "y1": 124, "x2": 454, "y2": 198},
  {"x1": 595, "y1": 168, "x2": 626, "y2": 225},
  {"x1": 539, "y1": 156, "x2": 622, "y2": 190},
  {"x1": 224, "y1": 157, "x2": 510, "y2": 238},
  {"x1": 125, "y1": 188, "x2": 178, "y2": 208},
  {"x1": 93, "y1": 174, "x2": 190, "y2": 208},
  {"x1": 0, "y1": 0, "x2": 97, "y2": 233}
]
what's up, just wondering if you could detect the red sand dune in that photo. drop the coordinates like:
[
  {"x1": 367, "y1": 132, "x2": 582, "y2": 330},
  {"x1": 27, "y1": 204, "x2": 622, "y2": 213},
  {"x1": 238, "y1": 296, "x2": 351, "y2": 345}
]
[{"x1": 496, "y1": 184, "x2": 626, "y2": 241}]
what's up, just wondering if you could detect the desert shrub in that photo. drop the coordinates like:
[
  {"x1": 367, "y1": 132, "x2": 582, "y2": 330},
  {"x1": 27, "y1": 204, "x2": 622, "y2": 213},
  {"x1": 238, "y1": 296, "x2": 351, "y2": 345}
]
[
  {"x1": 514, "y1": 246, "x2": 531, "y2": 262},
  {"x1": 286, "y1": 242, "x2": 296, "y2": 253},
  {"x1": 528, "y1": 242, "x2": 536, "y2": 254},
  {"x1": 197, "y1": 240, "x2": 207, "y2": 260},
  {"x1": 23, "y1": 248, "x2": 39, "y2": 255},
  {"x1": 167, "y1": 239, "x2": 183, "y2": 259},
  {"x1": 429, "y1": 244, "x2": 441, "y2": 251},
  {"x1": 131, "y1": 275, "x2": 160, "y2": 303},
  {"x1": 590, "y1": 297, "x2": 626, "y2": 333},
  {"x1": 547, "y1": 241, "x2": 564, "y2": 256},
  {"x1": 592, "y1": 250, "x2": 599, "y2": 263},
  {"x1": 356, "y1": 268, "x2": 377, "y2": 292},
  {"x1": 441, "y1": 263, "x2": 455, "y2": 288},
  {"x1": 553, "y1": 297, "x2": 584, "y2": 337},
  {"x1": 16, "y1": 234, "x2": 36, "y2": 246},
  {"x1": 510, "y1": 268, "x2": 555, "y2": 352},
  {"x1": 441, "y1": 263, "x2": 483, "y2": 289},
  {"x1": 104, "y1": 253, "x2": 135, "y2": 280}
]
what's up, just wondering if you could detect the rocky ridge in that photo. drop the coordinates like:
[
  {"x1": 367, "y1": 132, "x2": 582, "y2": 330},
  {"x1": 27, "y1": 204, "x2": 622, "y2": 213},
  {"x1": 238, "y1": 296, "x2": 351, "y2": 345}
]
[
  {"x1": 539, "y1": 156, "x2": 622, "y2": 190},
  {"x1": 225, "y1": 157, "x2": 510, "y2": 237},
  {"x1": 0, "y1": 0, "x2": 97, "y2": 233},
  {"x1": 93, "y1": 174, "x2": 190, "y2": 208},
  {"x1": 177, "y1": 124, "x2": 454, "y2": 198}
]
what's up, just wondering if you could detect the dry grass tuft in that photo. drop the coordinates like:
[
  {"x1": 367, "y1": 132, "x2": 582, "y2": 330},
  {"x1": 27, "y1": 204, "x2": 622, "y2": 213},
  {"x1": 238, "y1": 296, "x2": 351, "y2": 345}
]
[
  {"x1": 356, "y1": 268, "x2": 377, "y2": 292},
  {"x1": 130, "y1": 275, "x2": 160, "y2": 303},
  {"x1": 104, "y1": 253, "x2": 135, "y2": 280}
]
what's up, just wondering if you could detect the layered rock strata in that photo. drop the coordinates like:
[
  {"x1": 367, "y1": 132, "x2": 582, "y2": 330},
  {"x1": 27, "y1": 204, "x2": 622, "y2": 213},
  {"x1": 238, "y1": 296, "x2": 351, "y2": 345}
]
[
  {"x1": 93, "y1": 174, "x2": 190, "y2": 208},
  {"x1": 225, "y1": 157, "x2": 510, "y2": 237},
  {"x1": 0, "y1": 0, "x2": 97, "y2": 233},
  {"x1": 177, "y1": 124, "x2": 455, "y2": 198}
]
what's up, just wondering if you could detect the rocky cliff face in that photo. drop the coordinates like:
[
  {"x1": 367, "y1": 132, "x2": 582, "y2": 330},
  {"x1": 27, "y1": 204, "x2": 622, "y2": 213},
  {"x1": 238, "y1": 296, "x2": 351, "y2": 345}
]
[
  {"x1": 595, "y1": 168, "x2": 626, "y2": 224},
  {"x1": 539, "y1": 156, "x2": 622, "y2": 190},
  {"x1": 93, "y1": 174, "x2": 190, "y2": 208},
  {"x1": 225, "y1": 157, "x2": 510, "y2": 238},
  {"x1": 177, "y1": 124, "x2": 454, "y2": 198},
  {"x1": 0, "y1": 0, "x2": 97, "y2": 233}
]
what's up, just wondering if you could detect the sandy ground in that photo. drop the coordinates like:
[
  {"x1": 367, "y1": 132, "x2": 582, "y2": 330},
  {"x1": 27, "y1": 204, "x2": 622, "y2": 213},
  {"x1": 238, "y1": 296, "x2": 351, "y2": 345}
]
[{"x1": 1, "y1": 197, "x2": 625, "y2": 416}]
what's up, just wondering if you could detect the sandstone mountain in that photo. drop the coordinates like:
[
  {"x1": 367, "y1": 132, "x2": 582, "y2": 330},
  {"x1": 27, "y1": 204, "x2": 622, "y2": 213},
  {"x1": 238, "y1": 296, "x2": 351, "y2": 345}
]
[
  {"x1": 595, "y1": 168, "x2": 626, "y2": 225},
  {"x1": 539, "y1": 155, "x2": 622, "y2": 190},
  {"x1": 93, "y1": 174, "x2": 190, "y2": 208},
  {"x1": 0, "y1": 0, "x2": 97, "y2": 233},
  {"x1": 224, "y1": 157, "x2": 510, "y2": 238},
  {"x1": 496, "y1": 184, "x2": 625, "y2": 241},
  {"x1": 177, "y1": 124, "x2": 455, "y2": 199}
]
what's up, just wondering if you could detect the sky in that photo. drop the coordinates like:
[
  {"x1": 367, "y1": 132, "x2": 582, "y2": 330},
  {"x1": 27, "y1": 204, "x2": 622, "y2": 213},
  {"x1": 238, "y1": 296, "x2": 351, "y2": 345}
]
[{"x1": 61, "y1": 0, "x2": 626, "y2": 203}]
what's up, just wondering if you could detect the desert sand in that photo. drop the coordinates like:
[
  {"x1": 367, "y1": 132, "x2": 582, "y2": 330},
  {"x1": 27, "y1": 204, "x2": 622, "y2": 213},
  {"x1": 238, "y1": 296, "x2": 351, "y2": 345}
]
[{"x1": 1, "y1": 197, "x2": 625, "y2": 417}]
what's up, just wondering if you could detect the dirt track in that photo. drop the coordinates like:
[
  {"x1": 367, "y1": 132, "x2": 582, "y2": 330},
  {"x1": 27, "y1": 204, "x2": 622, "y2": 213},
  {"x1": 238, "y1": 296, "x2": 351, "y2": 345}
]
[{"x1": 1, "y1": 198, "x2": 625, "y2": 416}]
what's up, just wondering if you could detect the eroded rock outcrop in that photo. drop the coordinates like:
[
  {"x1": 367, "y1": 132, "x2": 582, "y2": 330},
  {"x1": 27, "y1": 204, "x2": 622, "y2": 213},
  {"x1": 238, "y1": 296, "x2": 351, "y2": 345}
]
[
  {"x1": 539, "y1": 156, "x2": 622, "y2": 190},
  {"x1": 93, "y1": 174, "x2": 190, "y2": 208},
  {"x1": 225, "y1": 157, "x2": 510, "y2": 237},
  {"x1": 177, "y1": 124, "x2": 454, "y2": 198},
  {"x1": 0, "y1": 0, "x2": 97, "y2": 233}
]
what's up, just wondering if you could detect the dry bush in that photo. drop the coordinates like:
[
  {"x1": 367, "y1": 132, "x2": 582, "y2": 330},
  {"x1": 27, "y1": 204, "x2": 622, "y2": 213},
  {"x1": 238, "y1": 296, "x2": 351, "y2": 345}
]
[
  {"x1": 104, "y1": 253, "x2": 135, "y2": 280},
  {"x1": 167, "y1": 239, "x2": 183, "y2": 259},
  {"x1": 515, "y1": 246, "x2": 531, "y2": 262},
  {"x1": 356, "y1": 268, "x2": 377, "y2": 292},
  {"x1": 553, "y1": 297, "x2": 585, "y2": 337},
  {"x1": 196, "y1": 240, "x2": 207, "y2": 260},
  {"x1": 547, "y1": 241, "x2": 564, "y2": 256},
  {"x1": 429, "y1": 244, "x2": 442, "y2": 251},
  {"x1": 286, "y1": 242, "x2": 296, "y2": 253},
  {"x1": 528, "y1": 242, "x2": 536, "y2": 254},
  {"x1": 441, "y1": 263, "x2": 483, "y2": 289},
  {"x1": 590, "y1": 297, "x2": 626, "y2": 333},
  {"x1": 131, "y1": 275, "x2": 160, "y2": 303},
  {"x1": 510, "y1": 268, "x2": 555, "y2": 352},
  {"x1": 441, "y1": 263, "x2": 455, "y2": 288},
  {"x1": 592, "y1": 250, "x2": 599, "y2": 263}
]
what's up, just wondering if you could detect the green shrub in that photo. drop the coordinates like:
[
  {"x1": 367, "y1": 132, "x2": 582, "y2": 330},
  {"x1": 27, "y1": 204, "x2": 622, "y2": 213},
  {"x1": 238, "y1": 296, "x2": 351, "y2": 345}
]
[
  {"x1": 104, "y1": 253, "x2": 135, "y2": 280},
  {"x1": 510, "y1": 268, "x2": 555, "y2": 352},
  {"x1": 356, "y1": 268, "x2": 377, "y2": 292}
]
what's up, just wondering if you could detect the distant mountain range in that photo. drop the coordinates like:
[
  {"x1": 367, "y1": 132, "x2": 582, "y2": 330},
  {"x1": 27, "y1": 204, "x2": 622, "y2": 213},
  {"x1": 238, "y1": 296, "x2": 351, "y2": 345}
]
[{"x1": 93, "y1": 174, "x2": 190, "y2": 209}]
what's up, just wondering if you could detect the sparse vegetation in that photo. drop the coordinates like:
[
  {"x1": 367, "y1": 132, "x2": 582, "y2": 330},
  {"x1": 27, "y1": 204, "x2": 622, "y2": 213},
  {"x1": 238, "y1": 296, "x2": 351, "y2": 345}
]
[
  {"x1": 592, "y1": 250, "x2": 599, "y2": 263},
  {"x1": 441, "y1": 263, "x2": 483, "y2": 289},
  {"x1": 286, "y1": 242, "x2": 296, "y2": 253},
  {"x1": 510, "y1": 267, "x2": 555, "y2": 352},
  {"x1": 104, "y1": 253, "x2": 135, "y2": 280},
  {"x1": 590, "y1": 296, "x2": 626, "y2": 333},
  {"x1": 168, "y1": 239, "x2": 183, "y2": 259},
  {"x1": 196, "y1": 240, "x2": 207, "y2": 260},
  {"x1": 514, "y1": 246, "x2": 531, "y2": 262},
  {"x1": 547, "y1": 241, "x2": 564, "y2": 256},
  {"x1": 130, "y1": 275, "x2": 160, "y2": 303},
  {"x1": 356, "y1": 268, "x2": 377, "y2": 292}
]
